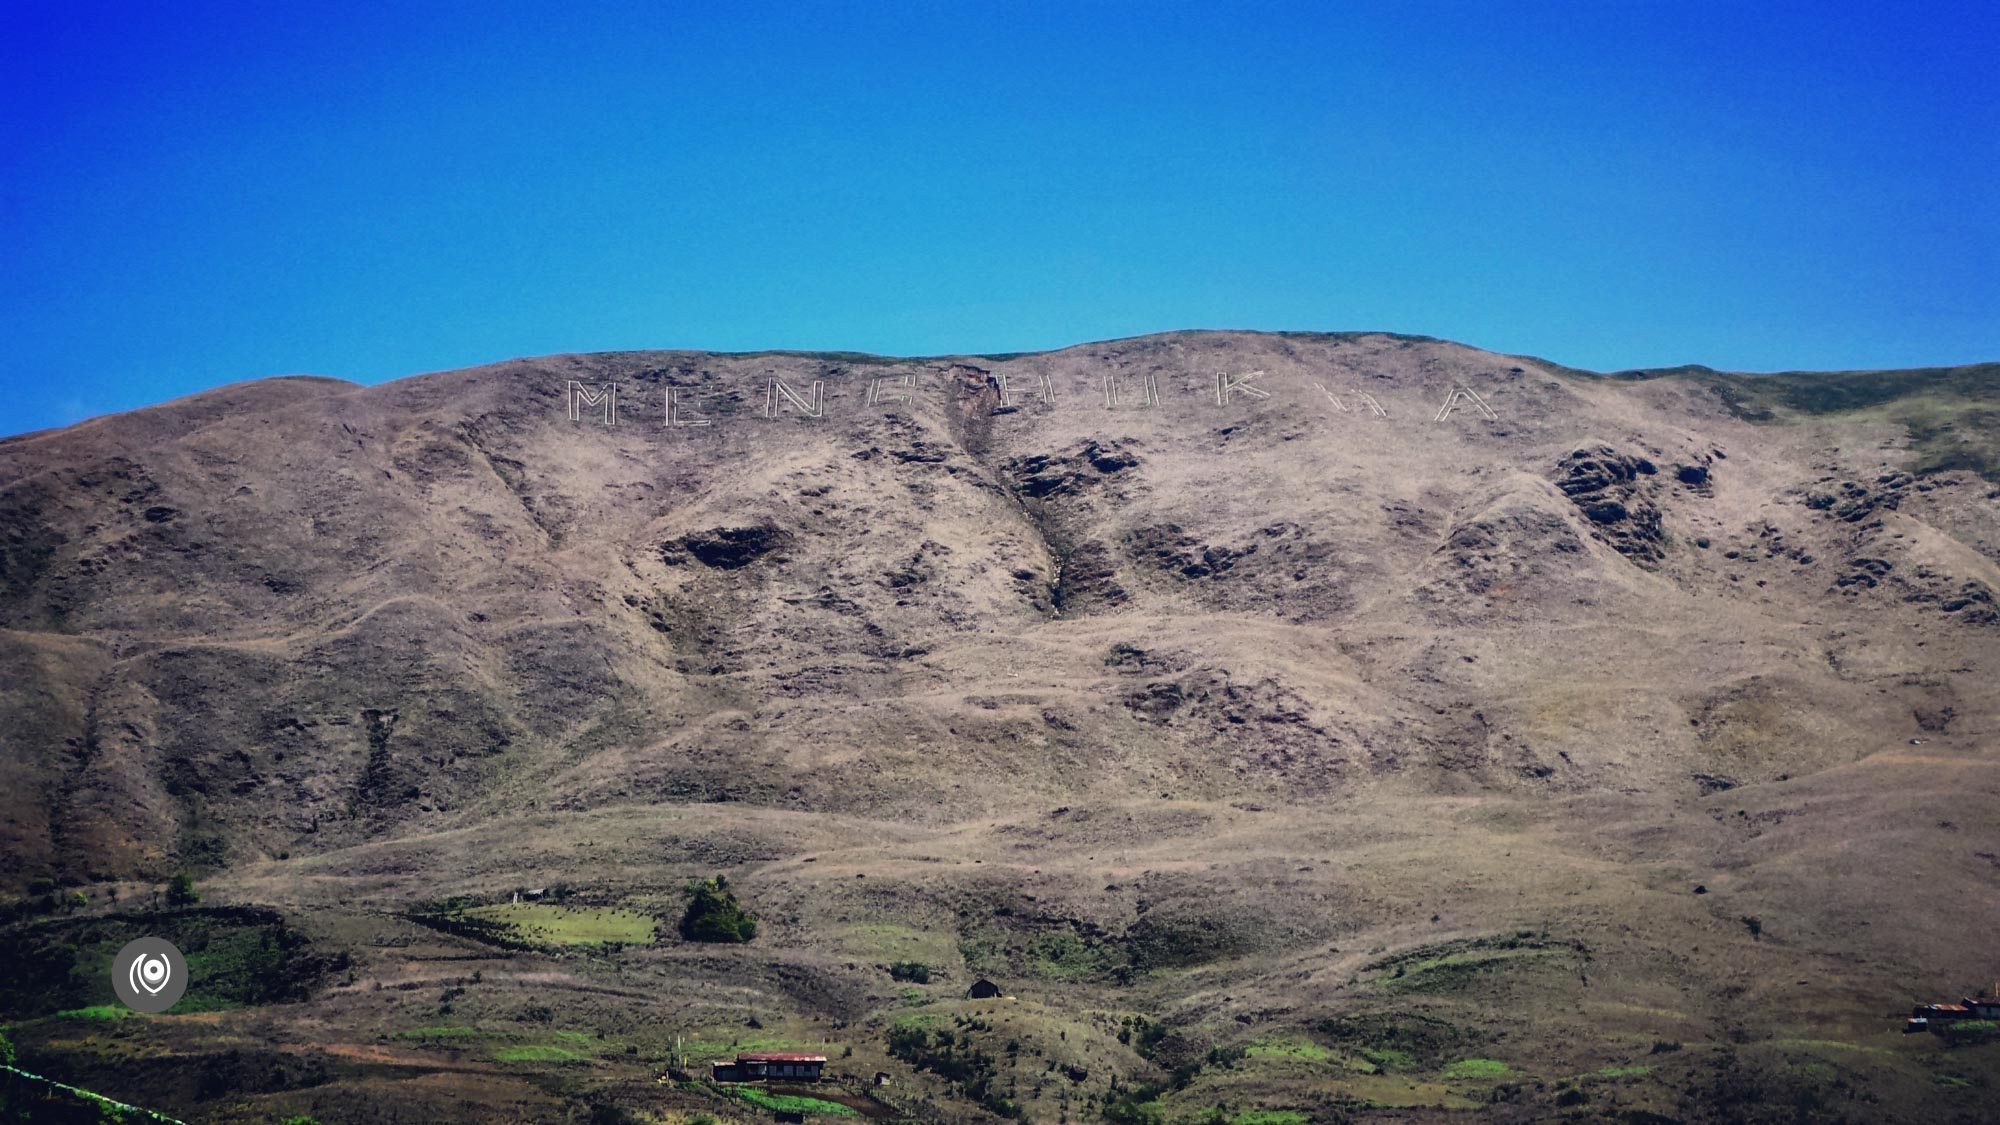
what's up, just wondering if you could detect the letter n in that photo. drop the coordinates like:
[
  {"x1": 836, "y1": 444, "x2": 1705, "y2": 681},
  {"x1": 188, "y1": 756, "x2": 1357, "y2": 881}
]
[{"x1": 765, "y1": 379, "x2": 826, "y2": 419}]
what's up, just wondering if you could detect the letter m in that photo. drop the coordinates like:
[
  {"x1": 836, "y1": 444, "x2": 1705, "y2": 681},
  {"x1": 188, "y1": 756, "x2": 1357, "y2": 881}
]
[{"x1": 567, "y1": 381, "x2": 618, "y2": 425}]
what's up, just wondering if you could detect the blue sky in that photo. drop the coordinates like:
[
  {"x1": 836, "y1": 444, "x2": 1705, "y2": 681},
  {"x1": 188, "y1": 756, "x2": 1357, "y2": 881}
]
[{"x1": 2, "y1": 1, "x2": 1994, "y2": 436}]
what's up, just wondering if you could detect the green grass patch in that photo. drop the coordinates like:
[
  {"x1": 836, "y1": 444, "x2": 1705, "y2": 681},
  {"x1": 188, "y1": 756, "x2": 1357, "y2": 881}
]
[
  {"x1": 1937, "y1": 1021, "x2": 2000, "y2": 1046},
  {"x1": 1361, "y1": 933, "x2": 1581, "y2": 994},
  {"x1": 1673, "y1": 363, "x2": 2000, "y2": 481},
  {"x1": 1358, "y1": 1046, "x2": 1416, "y2": 1072},
  {"x1": 1374, "y1": 949, "x2": 1562, "y2": 992},
  {"x1": 682, "y1": 1034, "x2": 823, "y2": 1058},
  {"x1": 731, "y1": 1087, "x2": 858, "y2": 1116},
  {"x1": 1441, "y1": 1058, "x2": 1511, "y2": 1079},
  {"x1": 1595, "y1": 1065, "x2": 1651, "y2": 1077},
  {"x1": 1231, "y1": 1113, "x2": 1308, "y2": 1125},
  {"x1": 393, "y1": 1025, "x2": 516, "y2": 1042},
  {"x1": 1243, "y1": 1036, "x2": 1332, "y2": 1062},
  {"x1": 51, "y1": 1005, "x2": 133, "y2": 1022},
  {"x1": 492, "y1": 1043, "x2": 590, "y2": 1063},
  {"x1": 457, "y1": 903, "x2": 655, "y2": 946}
]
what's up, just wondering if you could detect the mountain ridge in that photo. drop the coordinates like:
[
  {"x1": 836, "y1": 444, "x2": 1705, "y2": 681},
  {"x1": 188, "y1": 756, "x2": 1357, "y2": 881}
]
[{"x1": 3, "y1": 328, "x2": 1998, "y2": 1122}]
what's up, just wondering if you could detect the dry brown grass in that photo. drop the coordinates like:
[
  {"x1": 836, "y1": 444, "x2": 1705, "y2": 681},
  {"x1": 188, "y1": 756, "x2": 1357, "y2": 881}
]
[{"x1": 3, "y1": 332, "x2": 1999, "y2": 1121}]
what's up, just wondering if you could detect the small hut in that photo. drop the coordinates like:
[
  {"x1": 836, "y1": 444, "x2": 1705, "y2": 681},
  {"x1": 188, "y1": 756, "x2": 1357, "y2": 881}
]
[
  {"x1": 966, "y1": 978, "x2": 1003, "y2": 1000},
  {"x1": 708, "y1": 1052, "x2": 828, "y2": 1082}
]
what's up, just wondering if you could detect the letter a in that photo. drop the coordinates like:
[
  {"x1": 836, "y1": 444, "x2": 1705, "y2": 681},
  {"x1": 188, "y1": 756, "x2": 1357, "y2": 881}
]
[{"x1": 1434, "y1": 385, "x2": 1497, "y2": 423}]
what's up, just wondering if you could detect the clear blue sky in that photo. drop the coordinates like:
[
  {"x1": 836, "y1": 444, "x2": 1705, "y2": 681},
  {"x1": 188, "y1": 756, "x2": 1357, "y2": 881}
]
[{"x1": 2, "y1": 1, "x2": 1995, "y2": 436}]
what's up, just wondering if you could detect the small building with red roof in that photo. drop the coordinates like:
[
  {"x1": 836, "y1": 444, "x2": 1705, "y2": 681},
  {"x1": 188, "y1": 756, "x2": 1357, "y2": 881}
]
[{"x1": 709, "y1": 1051, "x2": 829, "y2": 1082}]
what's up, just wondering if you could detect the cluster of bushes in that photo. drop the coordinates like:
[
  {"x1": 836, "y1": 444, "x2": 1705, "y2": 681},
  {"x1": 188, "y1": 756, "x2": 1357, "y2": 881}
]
[
  {"x1": 678, "y1": 876, "x2": 756, "y2": 943},
  {"x1": 889, "y1": 961, "x2": 930, "y2": 983},
  {"x1": 0, "y1": 905, "x2": 344, "y2": 1018},
  {"x1": 1101, "y1": 1079, "x2": 1171, "y2": 1124},
  {"x1": 1, "y1": 873, "x2": 203, "y2": 924},
  {"x1": 887, "y1": 1022, "x2": 1016, "y2": 1118},
  {"x1": 1117, "y1": 1014, "x2": 1170, "y2": 1058}
]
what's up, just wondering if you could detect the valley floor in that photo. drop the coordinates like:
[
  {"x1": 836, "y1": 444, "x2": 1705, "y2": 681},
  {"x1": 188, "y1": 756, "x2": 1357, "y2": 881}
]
[{"x1": 8, "y1": 746, "x2": 2000, "y2": 1123}]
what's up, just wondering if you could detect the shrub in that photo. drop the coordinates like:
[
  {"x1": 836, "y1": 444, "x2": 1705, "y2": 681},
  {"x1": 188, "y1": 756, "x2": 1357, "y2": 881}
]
[
  {"x1": 1119, "y1": 1015, "x2": 1169, "y2": 1059},
  {"x1": 889, "y1": 1025, "x2": 1003, "y2": 1106},
  {"x1": 166, "y1": 872, "x2": 201, "y2": 907},
  {"x1": 889, "y1": 961, "x2": 931, "y2": 983},
  {"x1": 1101, "y1": 1083, "x2": 1170, "y2": 1124},
  {"x1": 1205, "y1": 1044, "x2": 1247, "y2": 1069},
  {"x1": 679, "y1": 876, "x2": 757, "y2": 943}
]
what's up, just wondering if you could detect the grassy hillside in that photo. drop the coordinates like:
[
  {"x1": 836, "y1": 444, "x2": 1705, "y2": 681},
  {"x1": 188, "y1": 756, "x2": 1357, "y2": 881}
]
[{"x1": 1, "y1": 331, "x2": 1998, "y2": 1122}]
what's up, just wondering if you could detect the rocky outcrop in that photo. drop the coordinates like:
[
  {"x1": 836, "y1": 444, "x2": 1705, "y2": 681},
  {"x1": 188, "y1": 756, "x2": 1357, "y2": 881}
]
[
  {"x1": 662, "y1": 523, "x2": 791, "y2": 568},
  {"x1": 1552, "y1": 445, "x2": 1667, "y2": 564},
  {"x1": 1005, "y1": 440, "x2": 1141, "y2": 499}
]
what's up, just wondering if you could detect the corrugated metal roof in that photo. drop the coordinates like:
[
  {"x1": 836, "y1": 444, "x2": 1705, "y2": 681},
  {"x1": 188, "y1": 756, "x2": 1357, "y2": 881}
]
[{"x1": 738, "y1": 1052, "x2": 829, "y2": 1063}]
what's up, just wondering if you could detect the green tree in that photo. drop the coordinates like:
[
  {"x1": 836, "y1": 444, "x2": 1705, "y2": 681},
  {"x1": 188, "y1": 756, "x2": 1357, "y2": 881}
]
[
  {"x1": 0, "y1": 1027, "x2": 15, "y2": 1066},
  {"x1": 678, "y1": 875, "x2": 756, "y2": 943},
  {"x1": 166, "y1": 871, "x2": 200, "y2": 907}
]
